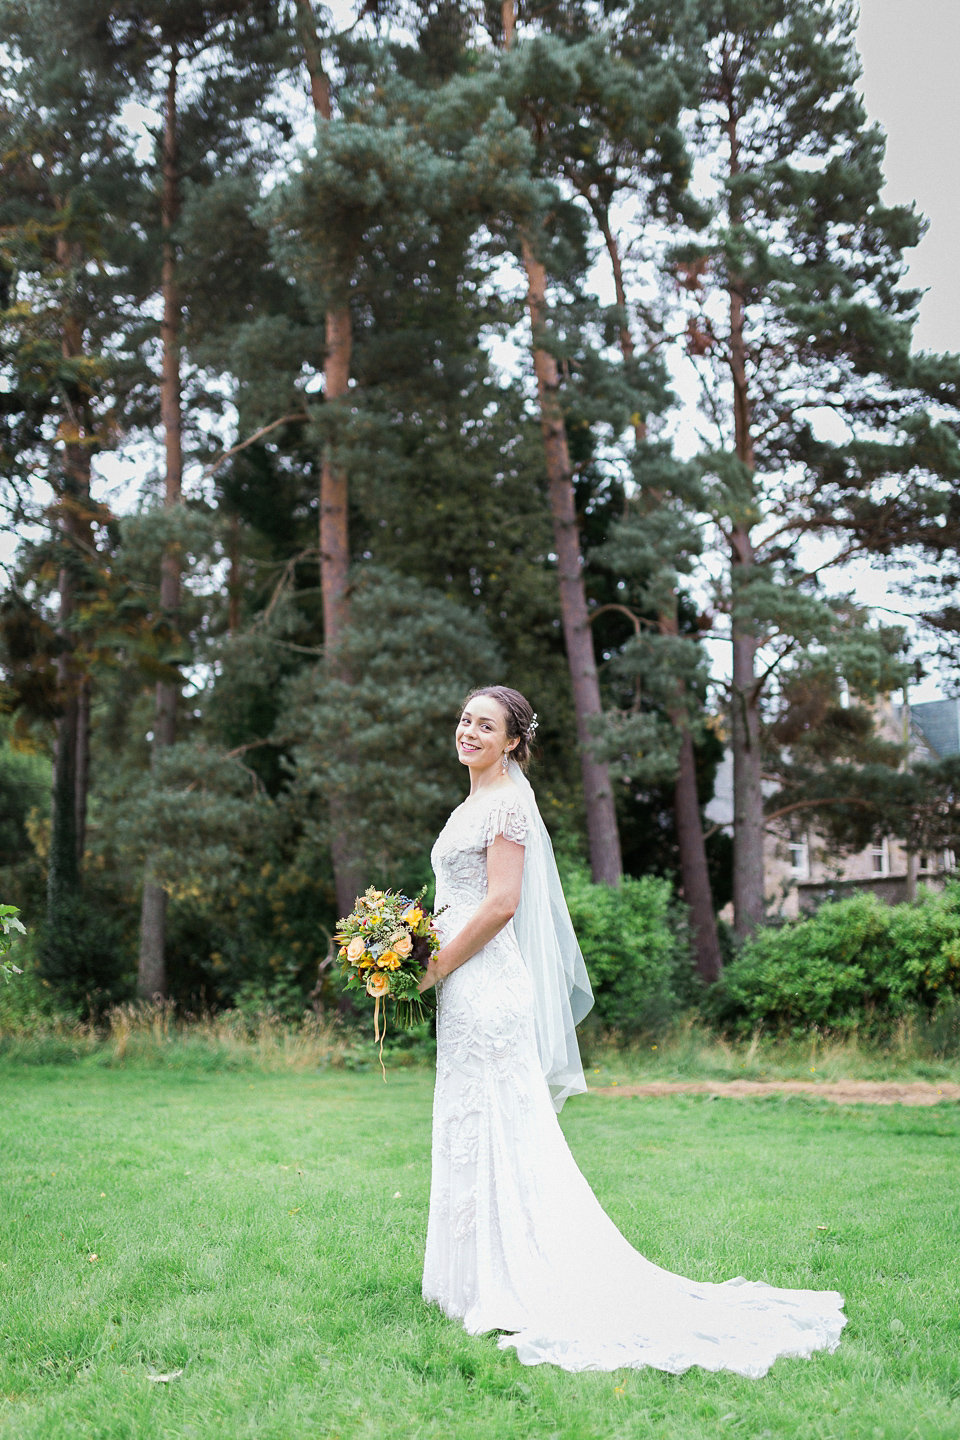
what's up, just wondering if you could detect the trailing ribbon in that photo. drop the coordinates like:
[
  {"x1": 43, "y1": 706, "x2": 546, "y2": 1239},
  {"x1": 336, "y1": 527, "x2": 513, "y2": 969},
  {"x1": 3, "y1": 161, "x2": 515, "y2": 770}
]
[{"x1": 373, "y1": 994, "x2": 387, "y2": 1082}]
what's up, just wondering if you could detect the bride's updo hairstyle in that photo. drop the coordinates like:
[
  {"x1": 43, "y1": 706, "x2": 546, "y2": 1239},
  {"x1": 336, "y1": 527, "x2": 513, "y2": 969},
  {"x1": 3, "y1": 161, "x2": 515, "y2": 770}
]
[{"x1": 462, "y1": 686, "x2": 537, "y2": 771}]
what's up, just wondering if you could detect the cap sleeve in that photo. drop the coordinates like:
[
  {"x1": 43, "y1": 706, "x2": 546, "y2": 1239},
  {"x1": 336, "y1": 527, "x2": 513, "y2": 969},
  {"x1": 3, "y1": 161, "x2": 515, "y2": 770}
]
[{"x1": 481, "y1": 795, "x2": 528, "y2": 850}]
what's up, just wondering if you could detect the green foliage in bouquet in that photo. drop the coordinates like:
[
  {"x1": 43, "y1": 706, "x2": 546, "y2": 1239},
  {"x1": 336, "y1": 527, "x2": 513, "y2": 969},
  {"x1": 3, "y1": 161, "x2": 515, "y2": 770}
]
[
  {"x1": 335, "y1": 886, "x2": 442, "y2": 1032},
  {"x1": 0, "y1": 905, "x2": 25, "y2": 984}
]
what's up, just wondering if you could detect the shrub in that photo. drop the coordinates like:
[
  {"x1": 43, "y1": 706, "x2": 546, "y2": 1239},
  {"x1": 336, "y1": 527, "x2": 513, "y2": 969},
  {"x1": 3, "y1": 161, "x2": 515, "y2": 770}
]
[
  {"x1": 0, "y1": 926, "x2": 76, "y2": 1033},
  {"x1": 711, "y1": 884, "x2": 960, "y2": 1035},
  {"x1": 37, "y1": 893, "x2": 132, "y2": 1016},
  {"x1": 563, "y1": 867, "x2": 694, "y2": 1034}
]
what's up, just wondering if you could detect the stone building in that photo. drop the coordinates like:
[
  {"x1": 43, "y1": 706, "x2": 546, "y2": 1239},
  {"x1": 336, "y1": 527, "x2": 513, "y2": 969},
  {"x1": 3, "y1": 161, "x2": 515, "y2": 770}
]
[{"x1": 705, "y1": 698, "x2": 960, "y2": 922}]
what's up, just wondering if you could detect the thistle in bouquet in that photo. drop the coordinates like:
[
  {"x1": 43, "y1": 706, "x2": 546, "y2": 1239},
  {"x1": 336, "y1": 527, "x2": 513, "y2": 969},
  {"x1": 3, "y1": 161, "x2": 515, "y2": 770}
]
[{"x1": 335, "y1": 887, "x2": 443, "y2": 1060}]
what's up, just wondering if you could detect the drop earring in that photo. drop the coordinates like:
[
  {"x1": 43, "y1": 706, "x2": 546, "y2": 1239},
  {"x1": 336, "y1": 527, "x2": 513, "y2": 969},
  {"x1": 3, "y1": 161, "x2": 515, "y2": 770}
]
[{"x1": 501, "y1": 751, "x2": 509, "y2": 773}]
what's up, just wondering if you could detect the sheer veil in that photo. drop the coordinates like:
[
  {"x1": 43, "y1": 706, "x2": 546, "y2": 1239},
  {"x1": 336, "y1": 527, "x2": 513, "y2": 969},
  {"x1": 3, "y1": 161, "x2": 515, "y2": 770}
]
[{"x1": 506, "y1": 758, "x2": 594, "y2": 1110}]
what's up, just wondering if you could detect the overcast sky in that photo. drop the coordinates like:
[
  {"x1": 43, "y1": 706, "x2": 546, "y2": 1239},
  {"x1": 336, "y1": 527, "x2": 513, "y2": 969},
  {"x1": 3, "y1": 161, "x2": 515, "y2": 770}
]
[{"x1": 856, "y1": 0, "x2": 960, "y2": 355}]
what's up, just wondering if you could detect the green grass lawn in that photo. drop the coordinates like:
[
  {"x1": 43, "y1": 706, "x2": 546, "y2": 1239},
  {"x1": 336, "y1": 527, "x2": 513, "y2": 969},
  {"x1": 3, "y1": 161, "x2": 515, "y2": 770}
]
[{"x1": 1, "y1": 1064, "x2": 958, "y2": 1440}]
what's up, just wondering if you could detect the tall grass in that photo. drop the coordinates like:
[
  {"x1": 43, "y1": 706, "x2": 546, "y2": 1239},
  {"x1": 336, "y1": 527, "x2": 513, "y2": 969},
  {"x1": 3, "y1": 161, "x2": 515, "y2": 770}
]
[
  {"x1": 104, "y1": 1000, "x2": 349, "y2": 1071},
  {"x1": 580, "y1": 1013, "x2": 960, "y2": 1086},
  {"x1": 2, "y1": 999, "x2": 959, "y2": 1084},
  {"x1": 0, "y1": 1000, "x2": 351, "y2": 1072}
]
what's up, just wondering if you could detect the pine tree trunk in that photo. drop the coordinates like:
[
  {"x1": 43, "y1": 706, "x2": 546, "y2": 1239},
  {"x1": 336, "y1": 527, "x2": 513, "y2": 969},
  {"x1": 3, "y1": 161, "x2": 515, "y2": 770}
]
[
  {"x1": 296, "y1": 0, "x2": 364, "y2": 916},
  {"x1": 48, "y1": 597, "x2": 79, "y2": 918},
  {"x1": 729, "y1": 293, "x2": 764, "y2": 936},
  {"x1": 730, "y1": 534, "x2": 764, "y2": 937},
  {"x1": 322, "y1": 306, "x2": 364, "y2": 917},
  {"x1": 48, "y1": 237, "x2": 92, "y2": 925},
  {"x1": 75, "y1": 673, "x2": 90, "y2": 867},
  {"x1": 658, "y1": 609, "x2": 724, "y2": 978},
  {"x1": 593, "y1": 207, "x2": 721, "y2": 969},
  {"x1": 139, "y1": 47, "x2": 182, "y2": 998},
  {"x1": 521, "y1": 239, "x2": 622, "y2": 885},
  {"x1": 48, "y1": 489, "x2": 91, "y2": 918},
  {"x1": 725, "y1": 103, "x2": 765, "y2": 938},
  {"x1": 320, "y1": 306, "x2": 351, "y2": 652},
  {"x1": 674, "y1": 728, "x2": 722, "y2": 980},
  {"x1": 138, "y1": 881, "x2": 167, "y2": 999}
]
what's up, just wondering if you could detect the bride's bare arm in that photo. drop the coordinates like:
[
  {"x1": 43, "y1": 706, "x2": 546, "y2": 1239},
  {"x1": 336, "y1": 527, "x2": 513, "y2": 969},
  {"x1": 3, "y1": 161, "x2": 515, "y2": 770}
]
[{"x1": 418, "y1": 836, "x2": 525, "y2": 992}]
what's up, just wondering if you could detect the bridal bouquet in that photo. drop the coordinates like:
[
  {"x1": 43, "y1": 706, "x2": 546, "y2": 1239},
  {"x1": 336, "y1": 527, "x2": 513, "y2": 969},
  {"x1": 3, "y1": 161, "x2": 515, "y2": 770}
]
[{"x1": 336, "y1": 887, "x2": 441, "y2": 1047}]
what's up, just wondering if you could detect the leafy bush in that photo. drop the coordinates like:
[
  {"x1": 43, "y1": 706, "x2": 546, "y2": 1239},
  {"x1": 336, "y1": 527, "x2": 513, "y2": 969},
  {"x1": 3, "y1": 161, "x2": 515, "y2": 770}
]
[
  {"x1": 711, "y1": 884, "x2": 960, "y2": 1035},
  {"x1": 563, "y1": 867, "x2": 694, "y2": 1034},
  {"x1": 0, "y1": 927, "x2": 75, "y2": 1033},
  {"x1": 37, "y1": 893, "x2": 132, "y2": 1016},
  {"x1": 0, "y1": 735, "x2": 49, "y2": 869}
]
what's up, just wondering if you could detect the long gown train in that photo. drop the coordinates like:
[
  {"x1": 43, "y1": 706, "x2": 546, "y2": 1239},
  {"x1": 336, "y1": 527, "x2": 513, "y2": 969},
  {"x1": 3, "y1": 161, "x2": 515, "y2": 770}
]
[{"x1": 422, "y1": 786, "x2": 847, "y2": 1376}]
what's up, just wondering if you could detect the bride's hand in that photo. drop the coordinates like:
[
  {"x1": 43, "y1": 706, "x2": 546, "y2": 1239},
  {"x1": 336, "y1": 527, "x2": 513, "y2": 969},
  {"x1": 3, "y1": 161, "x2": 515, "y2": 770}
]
[{"x1": 418, "y1": 956, "x2": 444, "y2": 993}]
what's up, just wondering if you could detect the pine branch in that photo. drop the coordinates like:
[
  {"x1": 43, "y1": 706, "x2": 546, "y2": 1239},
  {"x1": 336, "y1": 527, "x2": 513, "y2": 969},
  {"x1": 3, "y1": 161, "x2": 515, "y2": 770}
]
[
  {"x1": 200, "y1": 413, "x2": 309, "y2": 481},
  {"x1": 764, "y1": 796, "x2": 874, "y2": 824}
]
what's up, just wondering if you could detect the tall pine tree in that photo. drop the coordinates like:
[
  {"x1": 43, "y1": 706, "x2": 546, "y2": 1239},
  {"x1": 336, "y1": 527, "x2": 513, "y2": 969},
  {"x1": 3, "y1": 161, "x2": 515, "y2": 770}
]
[
  {"x1": 650, "y1": 0, "x2": 957, "y2": 933},
  {"x1": 78, "y1": 0, "x2": 293, "y2": 992}
]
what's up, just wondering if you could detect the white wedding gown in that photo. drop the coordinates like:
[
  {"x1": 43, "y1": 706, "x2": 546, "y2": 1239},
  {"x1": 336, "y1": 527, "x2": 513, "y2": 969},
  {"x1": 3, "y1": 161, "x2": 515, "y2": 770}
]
[{"x1": 422, "y1": 783, "x2": 847, "y2": 1376}]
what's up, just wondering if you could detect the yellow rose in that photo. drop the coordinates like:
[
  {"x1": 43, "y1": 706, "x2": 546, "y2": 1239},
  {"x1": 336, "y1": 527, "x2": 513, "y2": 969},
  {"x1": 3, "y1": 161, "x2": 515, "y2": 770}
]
[
  {"x1": 366, "y1": 972, "x2": 390, "y2": 997},
  {"x1": 378, "y1": 949, "x2": 401, "y2": 970},
  {"x1": 402, "y1": 905, "x2": 423, "y2": 927},
  {"x1": 346, "y1": 936, "x2": 366, "y2": 963},
  {"x1": 338, "y1": 945, "x2": 348, "y2": 960},
  {"x1": 392, "y1": 932, "x2": 412, "y2": 958}
]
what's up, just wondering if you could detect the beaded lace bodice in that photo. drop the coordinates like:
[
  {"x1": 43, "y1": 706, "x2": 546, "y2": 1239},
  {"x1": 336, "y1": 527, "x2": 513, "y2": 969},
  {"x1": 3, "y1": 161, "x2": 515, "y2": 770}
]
[{"x1": 430, "y1": 786, "x2": 527, "y2": 926}]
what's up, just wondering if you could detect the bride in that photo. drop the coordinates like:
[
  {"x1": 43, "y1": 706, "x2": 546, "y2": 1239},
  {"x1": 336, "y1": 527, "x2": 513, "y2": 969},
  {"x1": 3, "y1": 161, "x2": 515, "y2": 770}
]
[{"x1": 417, "y1": 685, "x2": 846, "y2": 1376}]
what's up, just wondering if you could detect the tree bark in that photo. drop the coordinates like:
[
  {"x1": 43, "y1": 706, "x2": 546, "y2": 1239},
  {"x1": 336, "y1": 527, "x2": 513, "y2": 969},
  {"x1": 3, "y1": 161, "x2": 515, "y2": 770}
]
[
  {"x1": 48, "y1": 237, "x2": 93, "y2": 922},
  {"x1": 295, "y1": 0, "x2": 332, "y2": 119},
  {"x1": 593, "y1": 208, "x2": 721, "y2": 973},
  {"x1": 75, "y1": 673, "x2": 90, "y2": 867},
  {"x1": 320, "y1": 306, "x2": 363, "y2": 916},
  {"x1": 905, "y1": 849, "x2": 918, "y2": 902},
  {"x1": 320, "y1": 306, "x2": 352, "y2": 652},
  {"x1": 138, "y1": 881, "x2": 167, "y2": 999},
  {"x1": 296, "y1": 0, "x2": 364, "y2": 916},
  {"x1": 674, "y1": 728, "x2": 722, "y2": 980},
  {"x1": 521, "y1": 238, "x2": 622, "y2": 885},
  {"x1": 730, "y1": 525, "x2": 764, "y2": 936},
  {"x1": 138, "y1": 46, "x2": 182, "y2": 998},
  {"x1": 728, "y1": 288, "x2": 764, "y2": 935},
  {"x1": 724, "y1": 101, "x2": 765, "y2": 938},
  {"x1": 48, "y1": 626, "x2": 79, "y2": 916}
]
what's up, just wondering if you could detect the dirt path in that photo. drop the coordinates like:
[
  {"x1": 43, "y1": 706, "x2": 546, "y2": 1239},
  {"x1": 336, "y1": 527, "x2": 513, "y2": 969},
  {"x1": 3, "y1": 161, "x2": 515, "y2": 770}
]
[{"x1": 590, "y1": 1080, "x2": 960, "y2": 1106}]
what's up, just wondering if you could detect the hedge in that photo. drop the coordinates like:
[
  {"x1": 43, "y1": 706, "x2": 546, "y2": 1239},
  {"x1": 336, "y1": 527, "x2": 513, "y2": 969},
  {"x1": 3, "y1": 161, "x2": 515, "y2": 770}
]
[
  {"x1": 563, "y1": 867, "x2": 694, "y2": 1034},
  {"x1": 710, "y1": 884, "x2": 960, "y2": 1034}
]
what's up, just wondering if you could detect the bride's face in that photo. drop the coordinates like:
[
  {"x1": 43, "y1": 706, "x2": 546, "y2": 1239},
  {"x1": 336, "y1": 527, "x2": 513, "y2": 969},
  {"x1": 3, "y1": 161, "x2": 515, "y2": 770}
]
[{"x1": 456, "y1": 696, "x2": 512, "y2": 771}]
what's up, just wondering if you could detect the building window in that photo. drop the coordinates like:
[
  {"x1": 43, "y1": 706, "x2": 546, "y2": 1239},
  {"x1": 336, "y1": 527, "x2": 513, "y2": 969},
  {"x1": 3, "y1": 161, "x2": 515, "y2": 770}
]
[
  {"x1": 871, "y1": 841, "x2": 888, "y2": 876},
  {"x1": 918, "y1": 855, "x2": 930, "y2": 873},
  {"x1": 788, "y1": 841, "x2": 809, "y2": 878}
]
